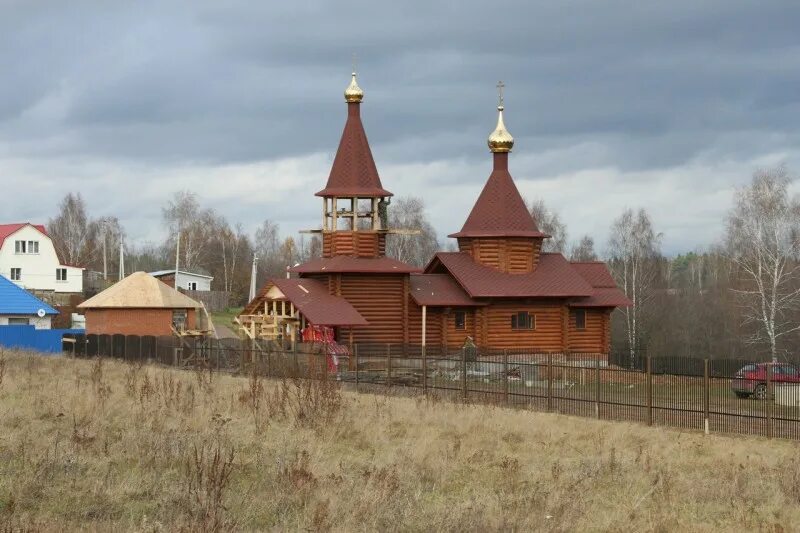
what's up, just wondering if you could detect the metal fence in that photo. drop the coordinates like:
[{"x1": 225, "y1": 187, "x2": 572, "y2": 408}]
[{"x1": 62, "y1": 334, "x2": 800, "y2": 440}]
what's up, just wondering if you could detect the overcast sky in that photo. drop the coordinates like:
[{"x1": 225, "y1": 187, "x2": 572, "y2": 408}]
[{"x1": 1, "y1": 1, "x2": 799, "y2": 256}]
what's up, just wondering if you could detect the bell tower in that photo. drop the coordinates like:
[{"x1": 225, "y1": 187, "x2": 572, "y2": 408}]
[{"x1": 309, "y1": 71, "x2": 415, "y2": 258}]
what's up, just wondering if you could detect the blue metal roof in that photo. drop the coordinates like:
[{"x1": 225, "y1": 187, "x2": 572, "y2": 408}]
[{"x1": 0, "y1": 275, "x2": 58, "y2": 315}]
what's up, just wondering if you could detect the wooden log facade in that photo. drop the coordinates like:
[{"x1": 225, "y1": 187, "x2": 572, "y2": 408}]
[{"x1": 407, "y1": 302, "x2": 610, "y2": 353}]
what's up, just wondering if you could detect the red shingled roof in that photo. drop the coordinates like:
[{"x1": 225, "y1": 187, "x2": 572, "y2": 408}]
[
  {"x1": 315, "y1": 103, "x2": 392, "y2": 198},
  {"x1": 570, "y1": 261, "x2": 632, "y2": 307},
  {"x1": 0, "y1": 223, "x2": 48, "y2": 248},
  {"x1": 290, "y1": 255, "x2": 421, "y2": 274},
  {"x1": 272, "y1": 278, "x2": 367, "y2": 326},
  {"x1": 570, "y1": 262, "x2": 618, "y2": 288},
  {"x1": 569, "y1": 288, "x2": 632, "y2": 307},
  {"x1": 409, "y1": 274, "x2": 483, "y2": 307},
  {"x1": 449, "y1": 153, "x2": 548, "y2": 238},
  {"x1": 427, "y1": 252, "x2": 593, "y2": 298}
]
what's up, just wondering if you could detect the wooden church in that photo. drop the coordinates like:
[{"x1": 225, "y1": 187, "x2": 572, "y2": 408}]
[{"x1": 239, "y1": 73, "x2": 630, "y2": 356}]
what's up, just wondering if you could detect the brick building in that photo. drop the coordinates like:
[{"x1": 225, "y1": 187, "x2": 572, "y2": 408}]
[{"x1": 78, "y1": 271, "x2": 201, "y2": 336}]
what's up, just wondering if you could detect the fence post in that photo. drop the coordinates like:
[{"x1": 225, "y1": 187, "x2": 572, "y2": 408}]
[
  {"x1": 503, "y1": 349, "x2": 509, "y2": 405},
  {"x1": 354, "y1": 344, "x2": 359, "y2": 389},
  {"x1": 767, "y1": 363, "x2": 773, "y2": 439},
  {"x1": 386, "y1": 344, "x2": 392, "y2": 388},
  {"x1": 595, "y1": 356, "x2": 600, "y2": 419},
  {"x1": 547, "y1": 352, "x2": 553, "y2": 412},
  {"x1": 462, "y1": 347, "x2": 467, "y2": 401},
  {"x1": 646, "y1": 356, "x2": 653, "y2": 426},
  {"x1": 422, "y1": 345, "x2": 427, "y2": 396},
  {"x1": 704, "y1": 358, "x2": 710, "y2": 435}
]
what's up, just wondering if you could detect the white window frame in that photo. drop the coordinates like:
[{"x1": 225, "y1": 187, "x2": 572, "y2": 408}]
[
  {"x1": 14, "y1": 240, "x2": 26, "y2": 254},
  {"x1": 56, "y1": 268, "x2": 67, "y2": 282},
  {"x1": 10, "y1": 268, "x2": 21, "y2": 281},
  {"x1": 28, "y1": 240, "x2": 39, "y2": 254},
  {"x1": 187, "y1": 281, "x2": 198, "y2": 291}
]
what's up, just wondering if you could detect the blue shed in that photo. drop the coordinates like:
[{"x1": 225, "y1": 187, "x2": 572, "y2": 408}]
[{"x1": 0, "y1": 274, "x2": 58, "y2": 329}]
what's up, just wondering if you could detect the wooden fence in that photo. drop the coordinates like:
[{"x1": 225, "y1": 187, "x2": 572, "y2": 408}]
[{"x1": 62, "y1": 334, "x2": 800, "y2": 441}]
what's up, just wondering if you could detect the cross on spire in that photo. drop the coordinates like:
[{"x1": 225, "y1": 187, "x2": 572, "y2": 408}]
[{"x1": 497, "y1": 80, "x2": 505, "y2": 108}]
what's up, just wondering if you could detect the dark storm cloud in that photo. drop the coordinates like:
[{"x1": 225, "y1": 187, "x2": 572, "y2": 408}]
[{"x1": 1, "y1": 0, "x2": 799, "y2": 253}]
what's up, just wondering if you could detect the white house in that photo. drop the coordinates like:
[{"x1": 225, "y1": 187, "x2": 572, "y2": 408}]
[
  {"x1": 0, "y1": 223, "x2": 83, "y2": 294},
  {"x1": 149, "y1": 269, "x2": 213, "y2": 291}
]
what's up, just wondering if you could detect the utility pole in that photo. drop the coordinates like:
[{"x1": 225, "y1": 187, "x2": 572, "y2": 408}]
[
  {"x1": 248, "y1": 254, "x2": 258, "y2": 302},
  {"x1": 118, "y1": 241, "x2": 125, "y2": 280},
  {"x1": 102, "y1": 229, "x2": 108, "y2": 280}
]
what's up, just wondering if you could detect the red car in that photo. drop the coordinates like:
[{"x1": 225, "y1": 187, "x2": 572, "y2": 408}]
[{"x1": 731, "y1": 363, "x2": 800, "y2": 399}]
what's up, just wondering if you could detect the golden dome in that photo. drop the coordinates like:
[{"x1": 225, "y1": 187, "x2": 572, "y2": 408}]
[
  {"x1": 344, "y1": 72, "x2": 364, "y2": 103},
  {"x1": 488, "y1": 104, "x2": 514, "y2": 153}
]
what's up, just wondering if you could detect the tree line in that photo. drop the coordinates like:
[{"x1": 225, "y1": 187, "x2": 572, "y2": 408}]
[
  {"x1": 526, "y1": 165, "x2": 800, "y2": 363},
  {"x1": 46, "y1": 191, "x2": 440, "y2": 305}
]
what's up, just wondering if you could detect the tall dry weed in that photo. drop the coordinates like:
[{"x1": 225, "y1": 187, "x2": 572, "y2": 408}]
[
  {"x1": 238, "y1": 366, "x2": 265, "y2": 433},
  {"x1": 183, "y1": 441, "x2": 236, "y2": 532},
  {"x1": 0, "y1": 349, "x2": 6, "y2": 391},
  {"x1": 268, "y1": 375, "x2": 342, "y2": 429},
  {"x1": 89, "y1": 356, "x2": 111, "y2": 408}
]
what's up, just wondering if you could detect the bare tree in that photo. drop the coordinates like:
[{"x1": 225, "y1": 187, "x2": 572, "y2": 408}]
[
  {"x1": 725, "y1": 166, "x2": 800, "y2": 362},
  {"x1": 607, "y1": 208, "x2": 662, "y2": 361},
  {"x1": 48, "y1": 193, "x2": 95, "y2": 266},
  {"x1": 253, "y1": 219, "x2": 283, "y2": 282},
  {"x1": 384, "y1": 196, "x2": 439, "y2": 267},
  {"x1": 570, "y1": 235, "x2": 598, "y2": 261},
  {"x1": 528, "y1": 199, "x2": 567, "y2": 253},
  {"x1": 162, "y1": 191, "x2": 217, "y2": 271}
]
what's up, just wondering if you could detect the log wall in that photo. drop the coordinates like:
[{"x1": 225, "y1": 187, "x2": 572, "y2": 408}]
[
  {"x1": 567, "y1": 308, "x2": 609, "y2": 353},
  {"x1": 484, "y1": 301, "x2": 564, "y2": 351},
  {"x1": 338, "y1": 273, "x2": 407, "y2": 344},
  {"x1": 322, "y1": 231, "x2": 385, "y2": 258},
  {"x1": 457, "y1": 237, "x2": 543, "y2": 273}
]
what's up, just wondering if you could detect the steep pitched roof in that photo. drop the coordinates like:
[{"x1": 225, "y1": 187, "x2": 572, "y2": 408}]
[
  {"x1": 315, "y1": 103, "x2": 392, "y2": 198},
  {"x1": 449, "y1": 154, "x2": 547, "y2": 238},
  {"x1": 427, "y1": 252, "x2": 593, "y2": 298},
  {"x1": 271, "y1": 278, "x2": 367, "y2": 326},
  {"x1": 0, "y1": 275, "x2": 58, "y2": 315},
  {"x1": 78, "y1": 272, "x2": 201, "y2": 309},
  {"x1": 0, "y1": 223, "x2": 48, "y2": 248},
  {"x1": 290, "y1": 255, "x2": 421, "y2": 274},
  {"x1": 409, "y1": 274, "x2": 484, "y2": 307}
]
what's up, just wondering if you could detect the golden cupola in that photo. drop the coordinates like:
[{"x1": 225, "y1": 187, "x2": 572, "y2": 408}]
[
  {"x1": 488, "y1": 82, "x2": 514, "y2": 153},
  {"x1": 344, "y1": 72, "x2": 364, "y2": 103}
]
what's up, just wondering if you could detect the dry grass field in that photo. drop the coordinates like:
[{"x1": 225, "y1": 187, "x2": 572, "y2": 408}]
[{"x1": 1, "y1": 350, "x2": 799, "y2": 531}]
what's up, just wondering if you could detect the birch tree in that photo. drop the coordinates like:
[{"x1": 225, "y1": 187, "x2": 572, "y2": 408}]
[
  {"x1": 162, "y1": 191, "x2": 217, "y2": 271},
  {"x1": 607, "y1": 208, "x2": 662, "y2": 362},
  {"x1": 570, "y1": 235, "x2": 598, "y2": 261},
  {"x1": 385, "y1": 196, "x2": 439, "y2": 267},
  {"x1": 725, "y1": 166, "x2": 800, "y2": 362}
]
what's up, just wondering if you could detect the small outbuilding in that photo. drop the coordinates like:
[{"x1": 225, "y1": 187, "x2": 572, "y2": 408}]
[
  {"x1": 0, "y1": 274, "x2": 58, "y2": 329},
  {"x1": 149, "y1": 269, "x2": 213, "y2": 291},
  {"x1": 78, "y1": 271, "x2": 204, "y2": 336}
]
